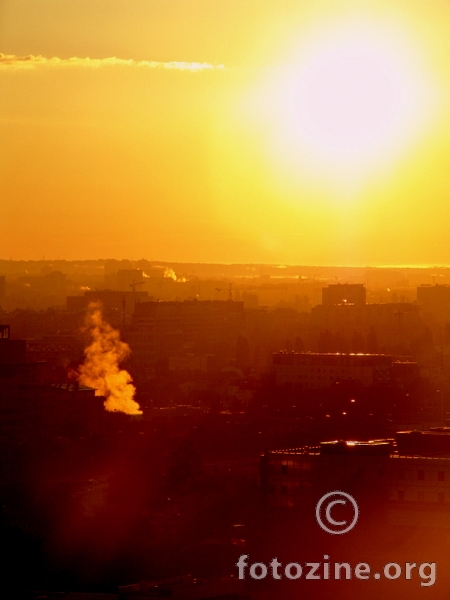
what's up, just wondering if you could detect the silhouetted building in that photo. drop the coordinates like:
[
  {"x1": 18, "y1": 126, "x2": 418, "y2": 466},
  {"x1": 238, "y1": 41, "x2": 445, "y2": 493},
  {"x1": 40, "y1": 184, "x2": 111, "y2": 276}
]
[
  {"x1": 0, "y1": 325, "x2": 48, "y2": 443},
  {"x1": 128, "y1": 300, "x2": 245, "y2": 365},
  {"x1": 263, "y1": 436, "x2": 450, "y2": 509},
  {"x1": 0, "y1": 324, "x2": 101, "y2": 442},
  {"x1": 26, "y1": 331, "x2": 83, "y2": 366},
  {"x1": 273, "y1": 351, "x2": 418, "y2": 388},
  {"x1": 242, "y1": 291, "x2": 258, "y2": 309},
  {"x1": 322, "y1": 283, "x2": 366, "y2": 306},
  {"x1": 0, "y1": 325, "x2": 26, "y2": 363},
  {"x1": 417, "y1": 284, "x2": 450, "y2": 322},
  {"x1": 17, "y1": 382, "x2": 103, "y2": 438},
  {"x1": 67, "y1": 289, "x2": 148, "y2": 318},
  {"x1": 396, "y1": 428, "x2": 450, "y2": 456},
  {"x1": 11, "y1": 270, "x2": 67, "y2": 309},
  {"x1": 311, "y1": 302, "x2": 422, "y2": 350}
]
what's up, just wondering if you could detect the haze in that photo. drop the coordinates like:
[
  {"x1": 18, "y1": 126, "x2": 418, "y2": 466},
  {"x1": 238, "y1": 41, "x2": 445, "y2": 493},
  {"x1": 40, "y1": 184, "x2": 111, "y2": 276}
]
[{"x1": 1, "y1": 0, "x2": 450, "y2": 265}]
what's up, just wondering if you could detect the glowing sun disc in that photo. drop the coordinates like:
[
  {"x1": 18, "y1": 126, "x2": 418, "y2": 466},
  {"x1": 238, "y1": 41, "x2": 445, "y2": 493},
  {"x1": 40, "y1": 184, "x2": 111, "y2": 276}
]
[
  {"x1": 242, "y1": 17, "x2": 440, "y2": 195},
  {"x1": 295, "y1": 40, "x2": 410, "y2": 158}
]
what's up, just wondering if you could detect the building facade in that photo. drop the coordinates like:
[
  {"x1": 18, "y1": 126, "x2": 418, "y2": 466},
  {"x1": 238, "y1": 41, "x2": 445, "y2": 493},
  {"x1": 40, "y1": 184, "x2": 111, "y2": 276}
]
[
  {"x1": 262, "y1": 432, "x2": 450, "y2": 510},
  {"x1": 127, "y1": 300, "x2": 245, "y2": 366},
  {"x1": 272, "y1": 351, "x2": 418, "y2": 388}
]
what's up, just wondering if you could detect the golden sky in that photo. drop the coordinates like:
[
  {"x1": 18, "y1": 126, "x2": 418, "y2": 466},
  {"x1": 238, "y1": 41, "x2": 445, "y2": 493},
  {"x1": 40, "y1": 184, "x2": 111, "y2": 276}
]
[{"x1": 1, "y1": 0, "x2": 450, "y2": 265}]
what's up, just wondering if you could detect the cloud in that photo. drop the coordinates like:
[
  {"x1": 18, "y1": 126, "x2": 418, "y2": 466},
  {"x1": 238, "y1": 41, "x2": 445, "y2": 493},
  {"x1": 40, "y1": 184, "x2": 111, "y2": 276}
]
[{"x1": 0, "y1": 53, "x2": 225, "y2": 71}]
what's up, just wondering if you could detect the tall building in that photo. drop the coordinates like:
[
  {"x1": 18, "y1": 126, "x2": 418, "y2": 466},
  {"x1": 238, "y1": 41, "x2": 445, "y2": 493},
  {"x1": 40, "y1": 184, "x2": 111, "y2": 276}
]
[
  {"x1": 0, "y1": 324, "x2": 101, "y2": 443},
  {"x1": 0, "y1": 325, "x2": 45, "y2": 443},
  {"x1": 11, "y1": 271, "x2": 67, "y2": 310},
  {"x1": 417, "y1": 284, "x2": 450, "y2": 322},
  {"x1": 0, "y1": 325, "x2": 26, "y2": 362},
  {"x1": 417, "y1": 284, "x2": 450, "y2": 306},
  {"x1": 311, "y1": 302, "x2": 422, "y2": 350},
  {"x1": 128, "y1": 300, "x2": 245, "y2": 365},
  {"x1": 314, "y1": 283, "x2": 423, "y2": 353}
]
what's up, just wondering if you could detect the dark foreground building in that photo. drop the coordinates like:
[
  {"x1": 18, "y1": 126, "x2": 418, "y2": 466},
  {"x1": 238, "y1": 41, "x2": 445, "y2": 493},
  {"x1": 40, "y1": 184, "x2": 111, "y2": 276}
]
[{"x1": 262, "y1": 429, "x2": 450, "y2": 512}]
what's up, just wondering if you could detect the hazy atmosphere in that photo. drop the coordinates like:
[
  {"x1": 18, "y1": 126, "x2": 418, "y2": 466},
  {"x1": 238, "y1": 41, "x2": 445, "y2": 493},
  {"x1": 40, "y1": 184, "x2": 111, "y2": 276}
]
[{"x1": 2, "y1": 0, "x2": 450, "y2": 264}]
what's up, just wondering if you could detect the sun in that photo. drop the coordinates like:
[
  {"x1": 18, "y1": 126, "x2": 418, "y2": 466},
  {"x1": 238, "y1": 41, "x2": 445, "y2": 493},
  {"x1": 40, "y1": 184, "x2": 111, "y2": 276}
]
[
  {"x1": 239, "y1": 16, "x2": 440, "y2": 197},
  {"x1": 295, "y1": 38, "x2": 410, "y2": 160}
]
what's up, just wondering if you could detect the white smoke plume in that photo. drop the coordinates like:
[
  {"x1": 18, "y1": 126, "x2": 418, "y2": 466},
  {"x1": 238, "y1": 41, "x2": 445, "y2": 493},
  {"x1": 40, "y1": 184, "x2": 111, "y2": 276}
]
[
  {"x1": 164, "y1": 268, "x2": 186, "y2": 282},
  {"x1": 78, "y1": 303, "x2": 142, "y2": 415}
]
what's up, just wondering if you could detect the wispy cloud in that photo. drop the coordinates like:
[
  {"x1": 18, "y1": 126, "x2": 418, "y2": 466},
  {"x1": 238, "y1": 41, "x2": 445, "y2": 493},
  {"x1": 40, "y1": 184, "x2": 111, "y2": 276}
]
[{"x1": 0, "y1": 53, "x2": 225, "y2": 71}]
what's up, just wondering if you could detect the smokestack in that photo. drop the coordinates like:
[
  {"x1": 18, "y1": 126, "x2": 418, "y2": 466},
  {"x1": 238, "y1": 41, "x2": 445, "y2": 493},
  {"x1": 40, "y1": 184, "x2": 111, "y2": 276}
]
[{"x1": 77, "y1": 302, "x2": 142, "y2": 415}]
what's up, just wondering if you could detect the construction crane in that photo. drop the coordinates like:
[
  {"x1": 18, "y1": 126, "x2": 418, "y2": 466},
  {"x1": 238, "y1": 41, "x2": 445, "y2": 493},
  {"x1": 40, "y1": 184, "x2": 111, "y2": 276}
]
[
  {"x1": 129, "y1": 279, "x2": 145, "y2": 308},
  {"x1": 129, "y1": 280, "x2": 145, "y2": 293},
  {"x1": 122, "y1": 279, "x2": 146, "y2": 327},
  {"x1": 215, "y1": 282, "x2": 233, "y2": 301}
]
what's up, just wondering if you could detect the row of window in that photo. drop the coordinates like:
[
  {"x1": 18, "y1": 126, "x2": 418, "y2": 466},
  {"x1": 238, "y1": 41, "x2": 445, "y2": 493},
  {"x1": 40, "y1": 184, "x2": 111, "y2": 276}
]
[
  {"x1": 280, "y1": 365, "x2": 368, "y2": 371},
  {"x1": 269, "y1": 487, "x2": 449, "y2": 503},
  {"x1": 396, "y1": 470, "x2": 445, "y2": 481},
  {"x1": 274, "y1": 465, "x2": 447, "y2": 481},
  {"x1": 281, "y1": 465, "x2": 311, "y2": 476}
]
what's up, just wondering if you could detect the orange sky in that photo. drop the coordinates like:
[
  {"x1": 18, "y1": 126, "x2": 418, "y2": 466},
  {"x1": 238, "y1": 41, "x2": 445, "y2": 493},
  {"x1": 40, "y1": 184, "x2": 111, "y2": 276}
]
[{"x1": 1, "y1": 0, "x2": 450, "y2": 265}]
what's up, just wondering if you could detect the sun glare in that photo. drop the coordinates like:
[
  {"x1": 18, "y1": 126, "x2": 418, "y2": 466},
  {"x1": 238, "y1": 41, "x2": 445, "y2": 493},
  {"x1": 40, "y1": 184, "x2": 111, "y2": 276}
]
[
  {"x1": 295, "y1": 39, "x2": 412, "y2": 159},
  {"x1": 240, "y1": 16, "x2": 440, "y2": 198}
]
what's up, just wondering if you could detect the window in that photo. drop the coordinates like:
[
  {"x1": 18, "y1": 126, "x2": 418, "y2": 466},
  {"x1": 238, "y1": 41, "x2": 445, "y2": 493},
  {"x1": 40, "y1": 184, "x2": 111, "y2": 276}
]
[
  {"x1": 418, "y1": 471, "x2": 425, "y2": 481},
  {"x1": 438, "y1": 471, "x2": 445, "y2": 482}
]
